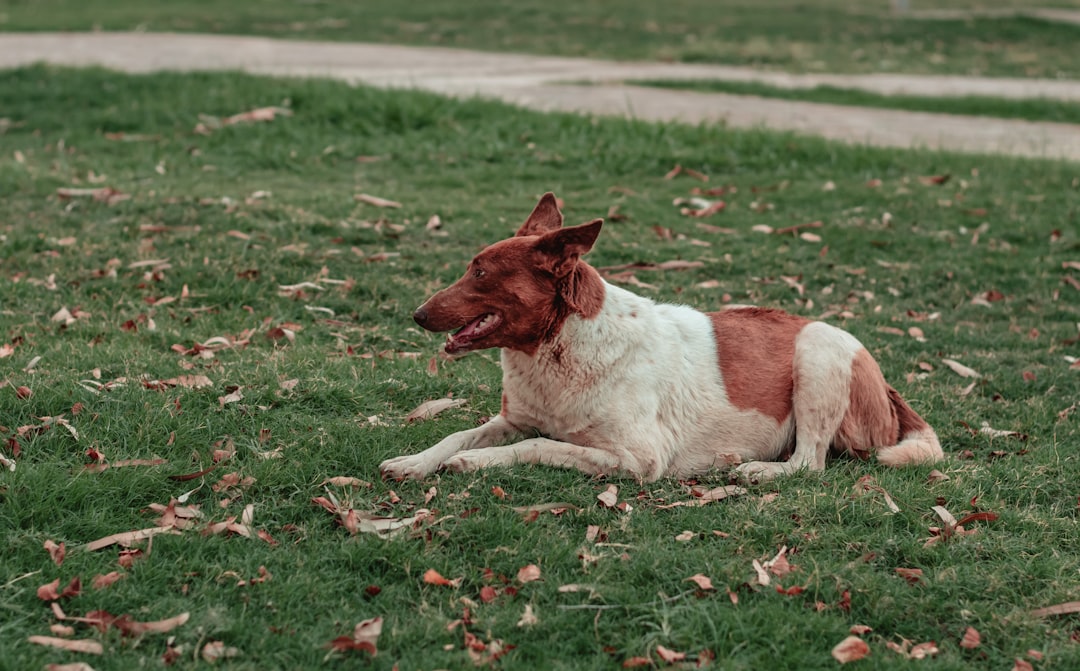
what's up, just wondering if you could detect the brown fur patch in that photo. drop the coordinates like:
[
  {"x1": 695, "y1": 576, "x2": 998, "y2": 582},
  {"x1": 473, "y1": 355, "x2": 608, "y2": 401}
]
[
  {"x1": 709, "y1": 308, "x2": 808, "y2": 423},
  {"x1": 835, "y1": 349, "x2": 901, "y2": 454}
]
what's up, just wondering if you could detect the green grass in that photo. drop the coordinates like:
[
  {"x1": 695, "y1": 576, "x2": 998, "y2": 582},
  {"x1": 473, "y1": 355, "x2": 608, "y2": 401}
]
[
  {"x1": 635, "y1": 79, "x2": 1080, "y2": 125},
  {"x1": 3, "y1": 0, "x2": 1080, "y2": 77},
  {"x1": 2, "y1": 64, "x2": 1080, "y2": 670}
]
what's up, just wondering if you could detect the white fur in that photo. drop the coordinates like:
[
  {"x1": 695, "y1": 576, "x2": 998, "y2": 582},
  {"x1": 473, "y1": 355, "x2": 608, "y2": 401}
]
[{"x1": 381, "y1": 282, "x2": 794, "y2": 482}]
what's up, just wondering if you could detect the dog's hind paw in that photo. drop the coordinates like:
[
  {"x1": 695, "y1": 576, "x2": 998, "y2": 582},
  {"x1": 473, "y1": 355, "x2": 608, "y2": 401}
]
[
  {"x1": 379, "y1": 455, "x2": 438, "y2": 481},
  {"x1": 734, "y1": 460, "x2": 788, "y2": 483}
]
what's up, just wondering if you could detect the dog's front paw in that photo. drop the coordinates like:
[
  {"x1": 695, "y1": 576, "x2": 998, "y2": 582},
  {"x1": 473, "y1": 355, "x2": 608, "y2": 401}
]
[
  {"x1": 380, "y1": 454, "x2": 439, "y2": 481},
  {"x1": 441, "y1": 452, "x2": 478, "y2": 473}
]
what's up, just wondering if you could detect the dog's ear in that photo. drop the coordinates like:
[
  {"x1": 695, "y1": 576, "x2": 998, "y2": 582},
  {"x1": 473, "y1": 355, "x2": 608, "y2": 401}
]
[
  {"x1": 536, "y1": 218, "x2": 603, "y2": 277},
  {"x1": 516, "y1": 192, "x2": 563, "y2": 236}
]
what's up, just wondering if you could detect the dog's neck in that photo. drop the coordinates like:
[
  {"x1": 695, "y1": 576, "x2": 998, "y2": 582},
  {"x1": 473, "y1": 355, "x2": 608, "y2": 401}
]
[{"x1": 559, "y1": 262, "x2": 605, "y2": 321}]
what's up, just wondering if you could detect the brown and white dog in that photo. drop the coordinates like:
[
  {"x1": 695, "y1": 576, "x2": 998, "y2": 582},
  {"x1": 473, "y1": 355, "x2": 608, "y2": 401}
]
[{"x1": 380, "y1": 193, "x2": 943, "y2": 482}]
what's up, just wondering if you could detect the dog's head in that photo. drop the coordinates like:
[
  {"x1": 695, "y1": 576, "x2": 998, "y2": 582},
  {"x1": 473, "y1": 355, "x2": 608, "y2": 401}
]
[{"x1": 413, "y1": 193, "x2": 605, "y2": 356}]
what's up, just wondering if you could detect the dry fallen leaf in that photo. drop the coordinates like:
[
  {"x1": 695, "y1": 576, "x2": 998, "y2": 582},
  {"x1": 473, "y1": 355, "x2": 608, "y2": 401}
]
[
  {"x1": 91, "y1": 572, "x2": 124, "y2": 590},
  {"x1": 516, "y1": 604, "x2": 538, "y2": 627},
  {"x1": 655, "y1": 645, "x2": 686, "y2": 663},
  {"x1": 406, "y1": 398, "x2": 467, "y2": 422},
  {"x1": 832, "y1": 635, "x2": 870, "y2": 663},
  {"x1": 1030, "y1": 601, "x2": 1080, "y2": 618},
  {"x1": 674, "y1": 530, "x2": 695, "y2": 542},
  {"x1": 44, "y1": 540, "x2": 66, "y2": 566},
  {"x1": 1013, "y1": 660, "x2": 1034, "y2": 671},
  {"x1": 751, "y1": 559, "x2": 770, "y2": 586},
  {"x1": 28, "y1": 636, "x2": 103, "y2": 655},
  {"x1": 423, "y1": 569, "x2": 462, "y2": 588},
  {"x1": 82, "y1": 526, "x2": 181, "y2": 552},
  {"x1": 959, "y1": 626, "x2": 981, "y2": 649},
  {"x1": 201, "y1": 640, "x2": 240, "y2": 663},
  {"x1": 941, "y1": 358, "x2": 981, "y2": 378},
  {"x1": 517, "y1": 564, "x2": 541, "y2": 583},
  {"x1": 686, "y1": 574, "x2": 714, "y2": 590},
  {"x1": 592, "y1": 485, "x2": 618, "y2": 510},
  {"x1": 354, "y1": 193, "x2": 402, "y2": 208}
]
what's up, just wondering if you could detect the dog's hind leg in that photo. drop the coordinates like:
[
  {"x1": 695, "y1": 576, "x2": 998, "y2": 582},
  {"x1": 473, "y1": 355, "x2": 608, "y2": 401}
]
[
  {"x1": 380, "y1": 415, "x2": 522, "y2": 480},
  {"x1": 736, "y1": 322, "x2": 860, "y2": 481},
  {"x1": 443, "y1": 438, "x2": 635, "y2": 479}
]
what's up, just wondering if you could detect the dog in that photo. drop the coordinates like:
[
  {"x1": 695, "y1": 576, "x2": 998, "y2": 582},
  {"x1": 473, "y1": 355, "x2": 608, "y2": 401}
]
[{"x1": 379, "y1": 193, "x2": 943, "y2": 482}]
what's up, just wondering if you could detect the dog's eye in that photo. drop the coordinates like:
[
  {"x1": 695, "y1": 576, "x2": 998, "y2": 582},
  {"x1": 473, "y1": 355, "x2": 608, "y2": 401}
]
[{"x1": 473, "y1": 268, "x2": 485, "y2": 279}]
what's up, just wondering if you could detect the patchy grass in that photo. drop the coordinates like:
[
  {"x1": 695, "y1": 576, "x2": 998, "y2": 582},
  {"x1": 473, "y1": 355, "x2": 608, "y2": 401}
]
[
  {"x1": 635, "y1": 79, "x2": 1080, "y2": 125},
  {"x1": 3, "y1": 0, "x2": 1080, "y2": 77},
  {"x1": 1, "y1": 65, "x2": 1080, "y2": 670}
]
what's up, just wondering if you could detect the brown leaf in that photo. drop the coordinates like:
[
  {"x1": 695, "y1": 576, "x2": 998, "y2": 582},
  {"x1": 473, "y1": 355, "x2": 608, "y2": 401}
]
[
  {"x1": 223, "y1": 106, "x2": 291, "y2": 125},
  {"x1": 764, "y1": 546, "x2": 795, "y2": 577},
  {"x1": 516, "y1": 604, "x2": 539, "y2": 627},
  {"x1": 517, "y1": 564, "x2": 541, "y2": 583},
  {"x1": 354, "y1": 193, "x2": 402, "y2": 208},
  {"x1": 597, "y1": 484, "x2": 619, "y2": 508},
  {"x1": 91, "y1": 572, "x2": 124, "y2": 590},
  {"x1": 850, "y1": 625, "x2": 873, "y2": 635},
  {"x1": 751, "y1": 559, "x2": 770, "y2": 586},
  {"x1": 1030, "y1": 601, "x2": 1080, "y2": 618},
  {"x1": 655, "y1": 645, "x2": 686, "y2": 663},
  {"x1": 82, "y1": 526, "x2": 181, "y2": 552},
  {"x1": 623, "y1": 656, "x2": 652, "y2": 668},
  {"x1": 831, "y1": 635, "x2": 870, "y2": 663},
  {"x1": 909, "y1": 641, "x2": 939, "y2": 659},
  {"x1": 959, "y1": 626, "x2": 981, "y2": 649},
  {"x1": 423, "y1": 569, "x2": 461, "y2": 588},
  {"x1": 320, "y1": 476, "x2": 373, "y2": 489},
  {"x1": 917, "y1": 174, "x2": 951, "y2": 186},
  {"x1": 44, "y1": 540, "x2": 66, "y2": 566},
  {"x1": 114, "y1": 612, "x2": 190, "y2": 635},
  {"x1": 55, "y1": 187, "x2": 130, "y2": 205},
  {"x1": 895, "y1": 567, "x2": 924, "y2": 584},
  {"x1": 406, "y1": 397, "x2": 466, "y2": 422},
  {"x1": 941, "y1": 358, "x2": 980, "y2": 378},
  {"x1": 927, "y1": 469, "x2": 950, "y2": 483},
  {"x1": 28, "y1": 636, "x2": 103, "y2": 655},
  {"x1": 680, "y1": 201, "x2": 726, "y2": 217},
  {"x1": 663, "y1": 164, "x2": 683, "y2": 180},
  {"x1": 157, "y1": 375, "x2": 212, "y2": 389},
  {"x1": 686, "y1": 574, "x2": 714, "y2": 590},
  {"x1": 1013, "y1": 660, "x2": 1034, "y2": 671},
  {"x1": 201, "y1": 640, "x2": 240, "y2": 662}
]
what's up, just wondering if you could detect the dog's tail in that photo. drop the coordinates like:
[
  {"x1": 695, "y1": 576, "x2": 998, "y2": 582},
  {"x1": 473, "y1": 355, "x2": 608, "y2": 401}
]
[{"x1": 875, "y1": 387, "x2": 943, "y2": 467}]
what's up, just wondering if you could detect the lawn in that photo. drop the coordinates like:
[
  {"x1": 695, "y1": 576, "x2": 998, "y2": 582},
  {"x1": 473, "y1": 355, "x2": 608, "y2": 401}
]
[
  {"x1": 1, "y1": 65, "x2": 1079, "y2": 670},
  {"x1": 3, "y1": 0, "x2": 1080, "y2": 78}
]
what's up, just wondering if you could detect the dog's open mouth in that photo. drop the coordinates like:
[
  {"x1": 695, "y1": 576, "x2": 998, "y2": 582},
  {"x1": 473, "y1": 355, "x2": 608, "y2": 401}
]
[{"x1": 444, "y1": 313, "x2": 501, "y2": 354}]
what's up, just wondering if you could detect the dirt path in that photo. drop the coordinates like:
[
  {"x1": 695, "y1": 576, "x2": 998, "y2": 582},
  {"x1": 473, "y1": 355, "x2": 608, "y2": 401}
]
[{"x1": 2, "y1": 32, "x2": 1079, "y2": 162}]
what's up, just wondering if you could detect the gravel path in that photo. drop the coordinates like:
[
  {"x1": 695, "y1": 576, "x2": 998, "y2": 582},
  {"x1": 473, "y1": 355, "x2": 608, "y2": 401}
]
[{"x1": 2, "y1": 32, "x2": 1079, "y2": 161}]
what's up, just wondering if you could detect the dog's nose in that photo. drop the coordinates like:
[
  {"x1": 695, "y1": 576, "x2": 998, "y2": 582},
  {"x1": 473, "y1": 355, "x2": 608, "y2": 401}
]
[{"x1": 413, "y1": 306, "x2": 430, "y2": 328}]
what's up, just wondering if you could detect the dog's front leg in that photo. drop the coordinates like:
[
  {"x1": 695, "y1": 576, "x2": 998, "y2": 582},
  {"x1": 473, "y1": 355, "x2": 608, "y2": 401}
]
[
  {"x1": 380, "y1": 415, "x2": 521, "y2": 480},
  {"x1": 442, "y1": 437, "x2": 630, "y2": 478}
]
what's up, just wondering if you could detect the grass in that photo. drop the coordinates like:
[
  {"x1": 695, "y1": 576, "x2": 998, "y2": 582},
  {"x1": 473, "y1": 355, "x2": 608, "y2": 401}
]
[
  {"x1": 634, "y1": 79, "x2": 1080, "y2": 125},
  {"x1": 3, "y1": 0, "x2": 1080, "y2": 78},
  {"x1": 1, "y1": 64, "x2": 1080, "y2": 670}
]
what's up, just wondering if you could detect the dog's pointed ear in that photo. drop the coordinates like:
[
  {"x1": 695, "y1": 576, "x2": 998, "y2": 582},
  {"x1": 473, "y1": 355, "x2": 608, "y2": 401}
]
[
  {"x1": 536, "y1": 218, "x2": 603, "y2": 277},
  {"x1": 516, "y1": 192, "x2": 563, "y2": 236}
]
